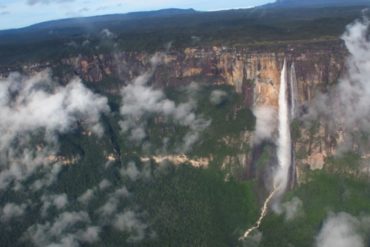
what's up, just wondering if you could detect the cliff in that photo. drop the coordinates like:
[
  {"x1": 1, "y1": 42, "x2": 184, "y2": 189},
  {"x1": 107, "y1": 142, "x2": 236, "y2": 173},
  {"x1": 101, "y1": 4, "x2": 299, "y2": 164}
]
[
  {"x1": 0, "y1": 40, "x2": 349, "y2": 180},
  {"x1": 0, "y1": 40, "x2": 345, "y2": 99}
]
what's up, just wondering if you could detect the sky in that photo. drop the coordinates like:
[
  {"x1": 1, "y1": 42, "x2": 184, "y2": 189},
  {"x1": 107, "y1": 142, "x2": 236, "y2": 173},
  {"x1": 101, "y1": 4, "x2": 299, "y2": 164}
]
[{"x1": 0, "y1": 0, "x2": 274, "y2": 30}]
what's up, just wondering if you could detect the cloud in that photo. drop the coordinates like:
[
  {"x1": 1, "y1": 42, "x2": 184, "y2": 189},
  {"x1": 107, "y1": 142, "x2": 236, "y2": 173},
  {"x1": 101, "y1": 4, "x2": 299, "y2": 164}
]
[
  {"x1": 0, "y1": 68, "x2": 159, "y2": 245},
  {"x1": 1, "y1": 203, "x2": 27, "y2": 222},
  {"x1": 98, "y1": 179, "x2": 112, "y2": 190},
  {"x1": 0, "y1": 70, "x2": 110, "y2": 191},
  {"x1": 114, "y1": 210, "x2": 148, "y2": 242},
  {"x1": 94, "y1": 185, "x2": 149, "y2": 243},
  {"x1": 78, "y1": 188, "x2": 95, "y2": 205},
  {"x1": 0, "y1": 70, "x2": 111, "y2": 246},
  {"x1": 120, "y1": 161, "x2": 152, "y2": 181},
  {"x1": 100, "y1": 28, "x2": 116, "y2": 39},
  {"x1": 27, "y1": 0, "x2": 75, "y2": 5},
  {"x1": 119, "y1": 54, "x2": 210, "y2": 152},
  {"x1": 240, "y1": 230, "x2": 262, "y2": 247},
  {"x1": 252, "y1": 106, "x2": 277, "y2": 144},
  {"x1": 97, "y1": 186, "x2": 130, "y2": 216},
  {"x1": 281, "y1": 197, "x2": 303, "y2": 221},
  {"x1": 77, "y1": 226, "x2": 101, "y2": 244},
  {"x1": 315, "y1": 213, "x2": 369, "y2": 247},
  {"x1": 26, "y1": 211, "x2": 99, "y2": 247},
  {"x1": 41, "y1": 194, "x2": 68, "y2": 217},
  {"x1": 120, "y1": 162, "x2": 140, "y2": 181},
  {"x1": 304, "y1": 16, "x2": 370, "y2": 149},
  {"x1": 0, "y1": 70, "x2": 109, "y2": 147},
  {"x1": 209, "y1": 90, "x2": 227, "y2": 105}
]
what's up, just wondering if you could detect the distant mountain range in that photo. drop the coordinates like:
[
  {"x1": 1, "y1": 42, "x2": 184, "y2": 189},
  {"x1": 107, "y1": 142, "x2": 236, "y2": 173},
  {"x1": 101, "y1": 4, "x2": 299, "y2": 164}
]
[
  {"x1": 267, "y1": 0, "x2": 370, "y2": 8},
  {"x1": 0, "y1": 1, "x2": 368, "y2": 62},
  {"x1": 0, "y1": 8, "x2": 198, "y2": 45},
  {"x1": 4, "y1": 8, "x2": 197, "y2": 32},
  {"x1": 1, "y1": 0, "x2": 369, "y2": 34}
]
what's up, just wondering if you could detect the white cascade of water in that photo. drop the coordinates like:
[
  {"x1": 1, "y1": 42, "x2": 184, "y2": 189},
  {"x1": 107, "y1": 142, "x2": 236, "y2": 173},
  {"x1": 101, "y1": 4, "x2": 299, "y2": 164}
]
[
  {"x1": 289, "y1": 62, "x2": 298, "y2": 189},
  {"x1": 274, "y1": 59, "x2": 292, "y2": 196},
  {"x1": 289, "y1": 62, "x2": 298, "y2": 119},
  {"x1": 240, "y1": 59, "x2": 294, "y2": 240}
]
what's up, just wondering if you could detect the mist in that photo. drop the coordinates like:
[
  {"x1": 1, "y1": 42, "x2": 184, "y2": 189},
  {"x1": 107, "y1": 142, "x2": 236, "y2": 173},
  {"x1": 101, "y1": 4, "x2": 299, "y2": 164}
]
[{"x1": 305, "y1": 15, "x2": 370, "y2": 152}]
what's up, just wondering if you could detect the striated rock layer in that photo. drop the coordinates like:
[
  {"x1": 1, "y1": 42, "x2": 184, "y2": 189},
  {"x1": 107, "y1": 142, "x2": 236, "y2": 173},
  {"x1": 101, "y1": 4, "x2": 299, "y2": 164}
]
[{"x1": 0, "y1": 41, "x2": 345, "y2": 107}]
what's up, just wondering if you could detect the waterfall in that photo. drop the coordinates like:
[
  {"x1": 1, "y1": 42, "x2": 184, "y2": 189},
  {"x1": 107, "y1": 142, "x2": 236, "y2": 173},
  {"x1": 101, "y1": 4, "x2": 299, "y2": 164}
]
[
  {"x1": 289, "y1": 62, "x2": 298, "y2": 189},
  {"x1": 289, "y1": 62, "x2": 298, "y2": 119},
  {"x1": 240, "y1": 59, "x2": 297, "y2": 239},
  {"x1": 274, "y1": 59, "x2": 292, "y2": 196}
]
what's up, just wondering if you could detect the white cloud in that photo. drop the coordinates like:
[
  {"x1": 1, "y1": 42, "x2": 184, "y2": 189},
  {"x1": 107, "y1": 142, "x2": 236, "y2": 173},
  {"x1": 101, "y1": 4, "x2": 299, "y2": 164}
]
[
  {"x1": 209, "y1": 90, "x2": 227, "y2": 105},
  {"x1": 315, "y1": 213, "x2": 367, "y2": 247},
  {"x1": 98, "y1": 179, "x2": 112, "y2": 190},
  {"x1": 41, "y1": 194, "x2": 69, "y2": 217},
  {"x1": 100, "y1": 28, "x2": 116, "y2": 39},
  {"x1": 113, "y1": 210, "x2": 147, "y2": 242},
  {"x1": 119, "y1": 55, "x2": 210, "y2": 152},
  {"x1": 0, "y1": 70, "x2": 110, "y2": 191},
  {"x1": 252, "y1": 106, "x2": 277, "y2": 144},
  {"x1": 120, "y1": 162, "x2": 141, "y2": 181},
  {"x1": 26, "y1": 211, "x2": 98, "y2": 247},
  {"x1": 281, "y1": 197, "x2": 303, "y2": 221},
  {"x1": 305, "y1": 17, "x2": 370, "y2": 149},
  {"x1": 77, "y1": 226, "x2": 101, "y2": 243},
  {"x1": 97, "y1": 186, "x2": 129, "y2": 216},
  {"x1": 78, "y1": 188, "x2": 95, "y2": 205},
  {"x1": 0, "y1": 70, "x2": 109, "y2": 147},
  {"x1": 1, "y1": 203, "x2": 27, "y2": 222}
]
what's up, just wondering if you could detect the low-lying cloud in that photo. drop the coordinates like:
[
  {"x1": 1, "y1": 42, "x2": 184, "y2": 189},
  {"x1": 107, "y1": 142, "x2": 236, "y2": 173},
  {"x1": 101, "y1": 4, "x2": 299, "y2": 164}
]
[
  {"x1": 0, "y1": 71, "x2": 109, "y2": 192},
  {"x1": 252, "y1": 106, "x2": 277, "y2": 144},
  {"x1": 26, "y1": 211, "x2": 97, "y2": 247},
  {"x1": 315, "y1": 212, "x2": 370, "y2": 247},
  {"x1": 281, "y1": 197, "x2": 303, "y2": 221},
  {"x1": 0, "y1": 70, "x2": 112, "y2": 245},
  {"x1": 119, "y1": 54, "x2": 210, "y2": 152},
  {"x1": 209, "y1": 89, "x2": 227, "y2": 105},
  {"x1": 114, "y1": 210, "x2": 148, "y2": 243},
  {"x1": 0, "y1": 70, "x2": 109, "y2": 147},
  {"x1": 304, "y1": 16, "x2": 370, "y2": 150},
  {"x1": 1, "y1": 203, "x2": 27, "y2": 222}
]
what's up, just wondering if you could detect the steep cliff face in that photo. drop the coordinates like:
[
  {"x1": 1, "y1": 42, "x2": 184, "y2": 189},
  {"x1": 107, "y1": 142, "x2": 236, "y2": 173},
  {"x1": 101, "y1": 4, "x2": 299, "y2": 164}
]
[
  {"x1": 0, "y1": 41, "x2": 348, "y2": 178},
  {"x1": 0, "y1": 42, "x2": 345, "y2": 103},
  {"x1": 59, "y1": 43, "x2": 345, "y2": 109}
]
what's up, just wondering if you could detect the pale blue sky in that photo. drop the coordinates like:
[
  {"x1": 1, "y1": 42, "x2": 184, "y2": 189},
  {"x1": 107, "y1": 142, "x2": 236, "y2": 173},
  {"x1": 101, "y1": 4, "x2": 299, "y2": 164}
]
[{"x1": 0, "y1": 0, "x2": 274, "y2": 30}]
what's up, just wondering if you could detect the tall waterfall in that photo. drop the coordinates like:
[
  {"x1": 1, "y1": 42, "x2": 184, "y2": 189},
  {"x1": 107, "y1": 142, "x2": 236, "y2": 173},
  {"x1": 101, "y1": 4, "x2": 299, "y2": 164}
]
[
  {"x1": 240, "y1": 59, "x2": 297, "y2": 239},
  {"x1": 274, "y1": 59, "x2": 292, "y2": 196},
  {"x1": 289, "y1": 62, "x2": 298, "y2": 119},
  {"x1": 289, "y1": 62, "x2": 298, "y2": 189}
]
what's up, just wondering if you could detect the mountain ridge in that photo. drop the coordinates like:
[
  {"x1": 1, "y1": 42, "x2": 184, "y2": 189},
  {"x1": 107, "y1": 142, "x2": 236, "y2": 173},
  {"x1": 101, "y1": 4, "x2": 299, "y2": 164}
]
[
  {"x1": 0, "y1": 8, "x2": 198, "y2": 32},
  {"x1": 266, "y1": 0, "x2": 370, "y2": 8}
]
